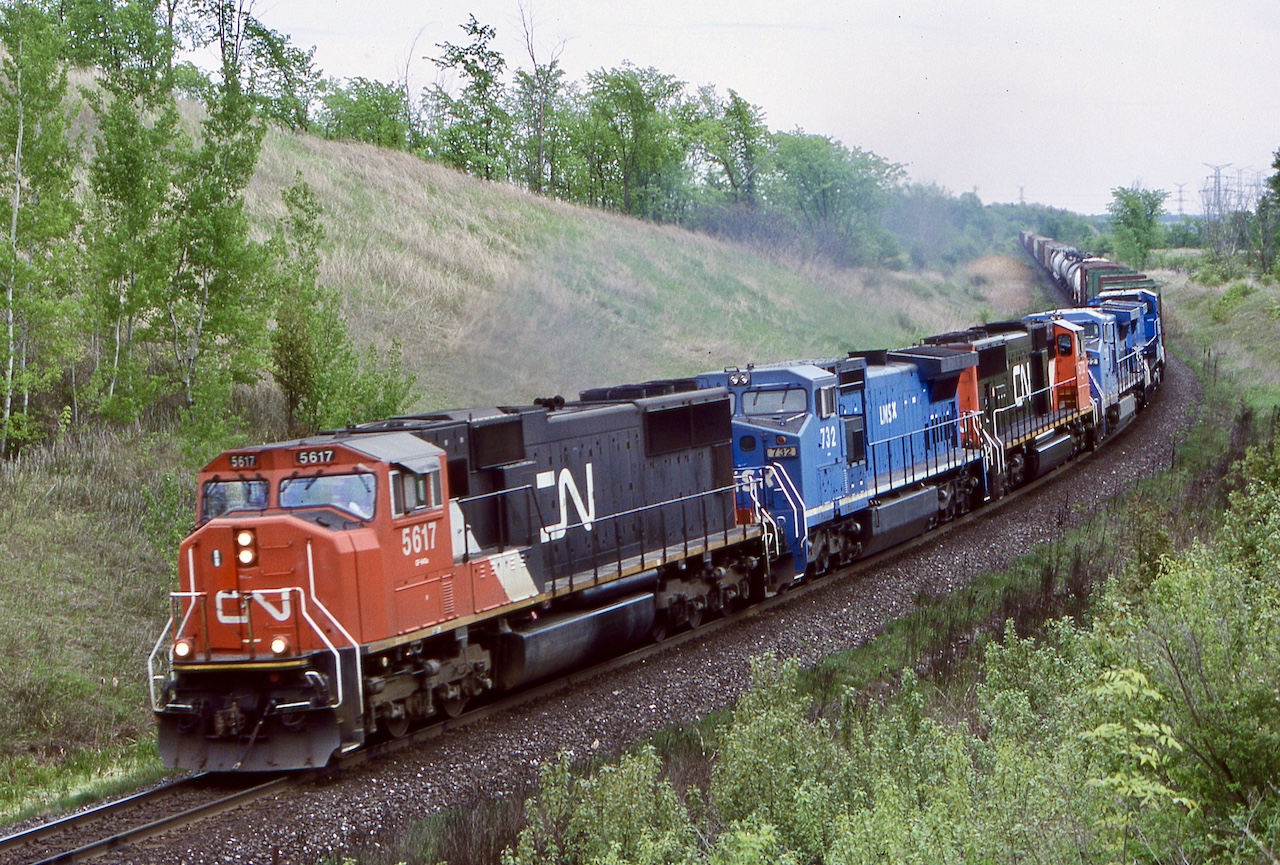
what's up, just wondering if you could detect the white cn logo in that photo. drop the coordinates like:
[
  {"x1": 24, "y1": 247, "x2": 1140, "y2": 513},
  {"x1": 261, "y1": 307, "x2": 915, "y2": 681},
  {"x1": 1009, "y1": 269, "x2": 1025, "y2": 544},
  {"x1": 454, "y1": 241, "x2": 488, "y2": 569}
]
[
  {"x1": 1011, "y1": 361, "x2": 1032, "y2": 406},
  {"x1": 537, "y1": 462, "x2": 596, "y2": 542},
  {"x1": 215, "y1": 590, "x2": 292, "y2": 625}
]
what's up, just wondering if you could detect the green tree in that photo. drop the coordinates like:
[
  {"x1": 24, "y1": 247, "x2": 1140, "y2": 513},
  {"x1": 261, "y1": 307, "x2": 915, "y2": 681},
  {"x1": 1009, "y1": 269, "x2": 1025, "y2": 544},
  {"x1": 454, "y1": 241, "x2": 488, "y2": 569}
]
[
  {"x1": 1107, "y1": 185, "x2": 1167, "y2": 269},
  {"x1": 768, "y1": 130, "x2": 903, "y2": 265},
  {"x1": 319, "y1": 76, "x2": 409, "y2": 148},
  {"x1": 428, "y1": 15, "x2": 511, "y2": 180},
  {"x1": 146, "y1": 3, "x2": 274, "y2": 415},
  {"x1": 82, "y1": 0, "x2": 184, "y2": 422},
  {"x1": 507, "y1": 10, "x2": 567, "y2": 195},
  {"x1": 269, "y1": 178, "x2": 416, "y2": 434},
  {"x1": 1250, "y1": 147, "x2": 1280, "y2": 275},
  {"x1": 239, "y1": 16, "x2": 320, "y2": 130},
  {"x1": 693, "y1": 86, "x2": 770, "y2": 206},
  {"x1": 0, "y1": 0, "x2": 80, "y2": 454},
  {"x1": 504, "y1": 745, "x2": 696, "y2": 865},
  {"x1": 579, "y1": 64, "x2": 689, "y2": 220},
  {"x1": 162, "y1": 74, "x2": 268, "y2": 410}
]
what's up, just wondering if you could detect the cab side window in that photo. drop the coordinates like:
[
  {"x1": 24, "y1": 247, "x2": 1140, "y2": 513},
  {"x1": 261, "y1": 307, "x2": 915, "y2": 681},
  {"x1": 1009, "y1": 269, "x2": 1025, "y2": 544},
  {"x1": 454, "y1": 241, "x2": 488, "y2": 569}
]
[
  {"x1": 818, "y1": 385, "x2": 837, "y2": 419},
  {"x1": 1057, "y1": 334, "x2": 1073, "y2": 356},
  {"x1": 391, "y1": 466, "x2": 443, "y2": 517}
]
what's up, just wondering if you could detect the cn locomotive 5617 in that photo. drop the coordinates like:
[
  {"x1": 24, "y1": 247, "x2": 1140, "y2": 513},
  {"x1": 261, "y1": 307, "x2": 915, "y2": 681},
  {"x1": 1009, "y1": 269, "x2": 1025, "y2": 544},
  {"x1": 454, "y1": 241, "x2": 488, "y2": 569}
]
[{"x1": 150, "y1": 235, "x2": 1164, "y2": 772}]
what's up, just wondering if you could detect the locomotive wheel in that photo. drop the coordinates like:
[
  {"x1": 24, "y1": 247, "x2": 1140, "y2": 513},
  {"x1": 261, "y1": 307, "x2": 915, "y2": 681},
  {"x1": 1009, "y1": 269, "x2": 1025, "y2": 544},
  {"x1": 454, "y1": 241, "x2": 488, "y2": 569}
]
[
  {"x1": 384, "y1": 714, "x2": 410, "y2": 739},
  {"x1": 814, "y1": 550, "x2": 831, "y2": 576},
  {"x1": 442, "y1": 695, "x2": 468, "y2": 719},
  {"x1": 650, "y1": 613, "x2": 669, "y2": 643},
  {"x1": 686, "y1": 604, "x2": 703, "y2": 630}
]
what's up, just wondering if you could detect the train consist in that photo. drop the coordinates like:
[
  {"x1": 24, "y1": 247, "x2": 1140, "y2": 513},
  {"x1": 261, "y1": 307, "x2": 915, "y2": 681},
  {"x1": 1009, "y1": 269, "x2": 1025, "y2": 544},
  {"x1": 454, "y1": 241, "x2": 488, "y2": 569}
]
[
  {"x1": 150, "y1": 235, "x2": 1166, "y2": 772},
  {"x1": 1021, "y1": 230, "x2": 1163, "y2": 306}
]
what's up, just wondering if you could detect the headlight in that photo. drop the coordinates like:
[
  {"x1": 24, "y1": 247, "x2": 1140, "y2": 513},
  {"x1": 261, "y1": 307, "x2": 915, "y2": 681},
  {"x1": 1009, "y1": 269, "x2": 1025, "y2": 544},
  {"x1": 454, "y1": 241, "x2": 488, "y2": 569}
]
[
  {"x1": 173, "y1": 638, "x2": 194, "y2": 660},
  {"x1": 269, "y1": 635, "x2": 290, "y2": 656},
  {"x1": 235, "y1": 529, "x2": 257, "y2": 566}
]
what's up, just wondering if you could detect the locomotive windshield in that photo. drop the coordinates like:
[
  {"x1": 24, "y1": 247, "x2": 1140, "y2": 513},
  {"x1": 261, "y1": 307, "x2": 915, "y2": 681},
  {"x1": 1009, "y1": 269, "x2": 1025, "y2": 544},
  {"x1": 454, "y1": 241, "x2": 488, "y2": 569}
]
[
  {"x1": 202, "y1": 479, "x2": 268, "y2": 521},
  {"x1": 280, "y1": 472, "x2": 377, "y2": 520},
  {"x1": 741, "y1": 386, "x2": 807, "y2": 415}
]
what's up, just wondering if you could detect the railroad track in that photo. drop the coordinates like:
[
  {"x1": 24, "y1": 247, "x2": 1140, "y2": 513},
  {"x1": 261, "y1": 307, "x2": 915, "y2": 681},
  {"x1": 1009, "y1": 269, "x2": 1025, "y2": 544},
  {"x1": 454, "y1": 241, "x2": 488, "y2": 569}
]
[
  {"x1": 0, "y1": 397, "x2": 1153, "y2": 864},
  {"x1": 0, "y1": 775, "x2": 296, "y2": 864}
]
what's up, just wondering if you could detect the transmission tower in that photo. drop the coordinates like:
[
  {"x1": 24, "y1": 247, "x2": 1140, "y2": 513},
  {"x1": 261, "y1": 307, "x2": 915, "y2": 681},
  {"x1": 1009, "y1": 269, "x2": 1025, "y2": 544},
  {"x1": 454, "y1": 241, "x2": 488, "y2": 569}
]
[{"x1": 1203, "y1": 162, "x2": 1231, "y2": 215}]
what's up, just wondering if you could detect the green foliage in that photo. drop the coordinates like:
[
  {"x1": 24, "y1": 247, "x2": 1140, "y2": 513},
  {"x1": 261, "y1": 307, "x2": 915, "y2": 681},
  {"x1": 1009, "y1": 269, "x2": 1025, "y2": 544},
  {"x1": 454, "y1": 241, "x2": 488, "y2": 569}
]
[
  {"x1": 0, "y1": 0, "x2": 80, "y2": 455},
  {"x1": 1107, "y1": 185, "x2": 1168, "y2": 269},
  {"x1": 1210, "y1": 281, "x2": 1256, "y2": 322},
  {"x1": 83, "y1": 54, "x2": 183, "y2": 422},
  {"x1": 239, "y1": 16, "x2": 321, "y2": 130},
  {"x1": 269, "y1": 177, "x2": 416, "y2": 433},
  {"x1": 767, "y1": 130, "x2": 903, "y2": 266},
  {"x1": 428, "y1": 14, "x2": 512, "y2": 181},
  {"x1": 507, "y1": 44, "x2": 568, "y2": 195},
  {"x1": 319, "y1": 76, "x2": 410, "y2": 149},
  {"x1": 691, "y1": 86, "x2": 770, "y2": 207},
  {"x1": 1165, "y1": 217, "x2": 1205, "y2": 249},
  {"x1": 711, "y1": 656, "x2": 853, "y2": 860},
  {"x1": 162, "y1": 75, "x2": 270, "y2": 410},
  {"x1": 707, "y1": 824, "x2": 796, "y2": 865},
  {"x1": 503, "y1": 745, "x2": 696, "y2": 865},
  {"x1": 580, "y1": 64, "x2": 690, "y2": 222},
  {"x1": 1082, "y1": 669, "x2": 1196, "y2": 862},
  {"x1": 1138, "y1": 486, "x2": 1280, "y2": 837}
]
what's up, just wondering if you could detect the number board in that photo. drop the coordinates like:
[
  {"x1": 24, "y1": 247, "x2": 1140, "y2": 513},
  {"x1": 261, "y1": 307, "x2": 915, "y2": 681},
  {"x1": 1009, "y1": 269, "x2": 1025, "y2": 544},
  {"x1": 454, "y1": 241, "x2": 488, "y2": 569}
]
[
  {"x1": 295, "y1": 449, "x2": 336, "y2": 466},
  {"x1": 228, "y1": 454, "x2": 257, "y2": 469},
  {"x1": 765, "y1": 446, "x2": 798, "y2": 458}
]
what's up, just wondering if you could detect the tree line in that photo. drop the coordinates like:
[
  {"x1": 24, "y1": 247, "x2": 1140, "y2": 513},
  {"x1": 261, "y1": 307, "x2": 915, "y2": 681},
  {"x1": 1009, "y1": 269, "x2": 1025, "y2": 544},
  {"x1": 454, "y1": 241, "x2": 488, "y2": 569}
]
[
  {"x1": 308, "y1": 13, "x2": 909, "y2": 269},
  {"x1": 0, "y1": 0, "x2": 413, "y2": 458},
  {"x1": 14, "y1": 3, "x2": 1266, "y2": 458}
]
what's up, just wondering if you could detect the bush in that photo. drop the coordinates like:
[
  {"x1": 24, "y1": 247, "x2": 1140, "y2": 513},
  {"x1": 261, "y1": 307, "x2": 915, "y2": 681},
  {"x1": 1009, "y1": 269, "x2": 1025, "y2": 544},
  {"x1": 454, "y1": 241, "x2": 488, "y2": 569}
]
[{"x1": 503, "y1": 745, "x2": 695, "y2": 865}]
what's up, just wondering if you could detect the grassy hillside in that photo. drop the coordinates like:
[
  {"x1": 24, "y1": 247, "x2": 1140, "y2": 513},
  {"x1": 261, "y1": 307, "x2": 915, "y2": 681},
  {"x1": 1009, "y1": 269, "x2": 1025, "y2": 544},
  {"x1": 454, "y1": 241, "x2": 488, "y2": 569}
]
[
  {"x1": 1, "y1": 130, "x2": 1046, "y2": 821},
  {"x1": 248, "y1": 130, "x2": 1046, "y2": 410}
]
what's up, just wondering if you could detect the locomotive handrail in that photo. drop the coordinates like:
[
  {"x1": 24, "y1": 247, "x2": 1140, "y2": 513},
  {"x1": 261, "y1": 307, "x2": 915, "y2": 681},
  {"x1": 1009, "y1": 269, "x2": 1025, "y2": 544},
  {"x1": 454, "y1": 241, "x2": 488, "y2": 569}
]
[
  {"x1": 147, "y1": 618, "x2": 174, "y2": 711},
  {"x1": 865, "y1": 413, "x2": 982, "y2": 496},
  {"x1": 763, "y1": 462, "x2": 806, "y2": 549},
  {"x1": 992, "y1": 387, "x2": 1066, "y2": 441},
  {"x1": 551, "y1": 483, "x2": 742, "y2": 587},
  {"x1": 465, "y1": 480, "x2": 743, "y2": 589},
  {"x1": 148, "y1": 589, "x2": 206, "y2": 711},
  {"x1": 305, "y1": 540, "x2": 361, "y2": 722},
  {"x1": 454, "y1": 483, "x2": 543, "y2": 562},
  {"x1": 737, "y1": 469, "x2": 780, "y2": 559}
]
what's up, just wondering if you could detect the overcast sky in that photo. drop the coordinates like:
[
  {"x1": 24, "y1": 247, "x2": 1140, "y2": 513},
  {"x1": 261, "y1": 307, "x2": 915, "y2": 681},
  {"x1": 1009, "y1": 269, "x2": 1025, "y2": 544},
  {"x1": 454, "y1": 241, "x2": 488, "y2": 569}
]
[{"x1": 249, "y1": 0, "x2": 1279, "y2": 215}]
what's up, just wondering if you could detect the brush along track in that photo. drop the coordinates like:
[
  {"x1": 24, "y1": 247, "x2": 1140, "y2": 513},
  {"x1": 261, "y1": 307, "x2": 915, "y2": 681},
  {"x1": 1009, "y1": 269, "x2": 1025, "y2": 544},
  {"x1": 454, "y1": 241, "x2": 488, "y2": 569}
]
[{"x1": 56, "y1": 355, "x2": 1196, "y2": 865}]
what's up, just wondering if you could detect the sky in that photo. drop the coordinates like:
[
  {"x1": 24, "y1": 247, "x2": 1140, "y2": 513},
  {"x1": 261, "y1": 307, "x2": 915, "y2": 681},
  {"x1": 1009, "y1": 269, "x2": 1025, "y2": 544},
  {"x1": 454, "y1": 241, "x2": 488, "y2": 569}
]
[{"x1": 246, "y1": 0, "x2": 1280, "y2": 215}]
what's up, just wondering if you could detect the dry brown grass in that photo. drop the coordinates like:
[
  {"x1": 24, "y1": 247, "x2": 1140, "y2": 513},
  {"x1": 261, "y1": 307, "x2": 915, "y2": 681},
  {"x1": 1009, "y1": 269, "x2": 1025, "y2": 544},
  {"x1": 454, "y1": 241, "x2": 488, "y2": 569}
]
[{"x1": 246, "y1": 130, "x2": 1039, "y2": 411}]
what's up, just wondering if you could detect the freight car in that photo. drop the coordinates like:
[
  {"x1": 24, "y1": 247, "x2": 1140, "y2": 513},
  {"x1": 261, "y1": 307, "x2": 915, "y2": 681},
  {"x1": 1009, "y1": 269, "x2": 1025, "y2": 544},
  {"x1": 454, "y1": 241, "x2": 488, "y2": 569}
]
[
  {"x1": 1019, "y1": 230, "x2": 1162, "y2": 306},
  {"x1": 150, "y1": 236, "x2": 1165, "y2": 772}
]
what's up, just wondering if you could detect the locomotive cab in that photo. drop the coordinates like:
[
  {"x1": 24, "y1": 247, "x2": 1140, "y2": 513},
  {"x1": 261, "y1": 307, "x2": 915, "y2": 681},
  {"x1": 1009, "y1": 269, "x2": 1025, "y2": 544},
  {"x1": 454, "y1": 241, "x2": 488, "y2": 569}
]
[
  {"x1": 151, "y1": 434, "x2": 454, "y2": 772},
  {"x1": 696, "y1": 363, "x2": 841, "y2": 587}
]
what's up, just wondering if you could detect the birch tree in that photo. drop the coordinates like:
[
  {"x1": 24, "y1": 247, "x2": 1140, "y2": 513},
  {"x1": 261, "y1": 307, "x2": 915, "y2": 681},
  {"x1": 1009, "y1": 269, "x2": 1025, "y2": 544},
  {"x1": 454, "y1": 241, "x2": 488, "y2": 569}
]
[{"x1": 0, "y1": 1, "x2": 79, "y2": 455}]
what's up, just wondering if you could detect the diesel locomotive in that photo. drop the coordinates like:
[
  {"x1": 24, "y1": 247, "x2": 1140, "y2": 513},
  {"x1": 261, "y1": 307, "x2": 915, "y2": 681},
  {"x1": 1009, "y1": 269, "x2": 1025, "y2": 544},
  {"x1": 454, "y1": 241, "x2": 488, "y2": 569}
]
[{"x1": 150, "y1": 235, "x2": 1165, "y2": 772}]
